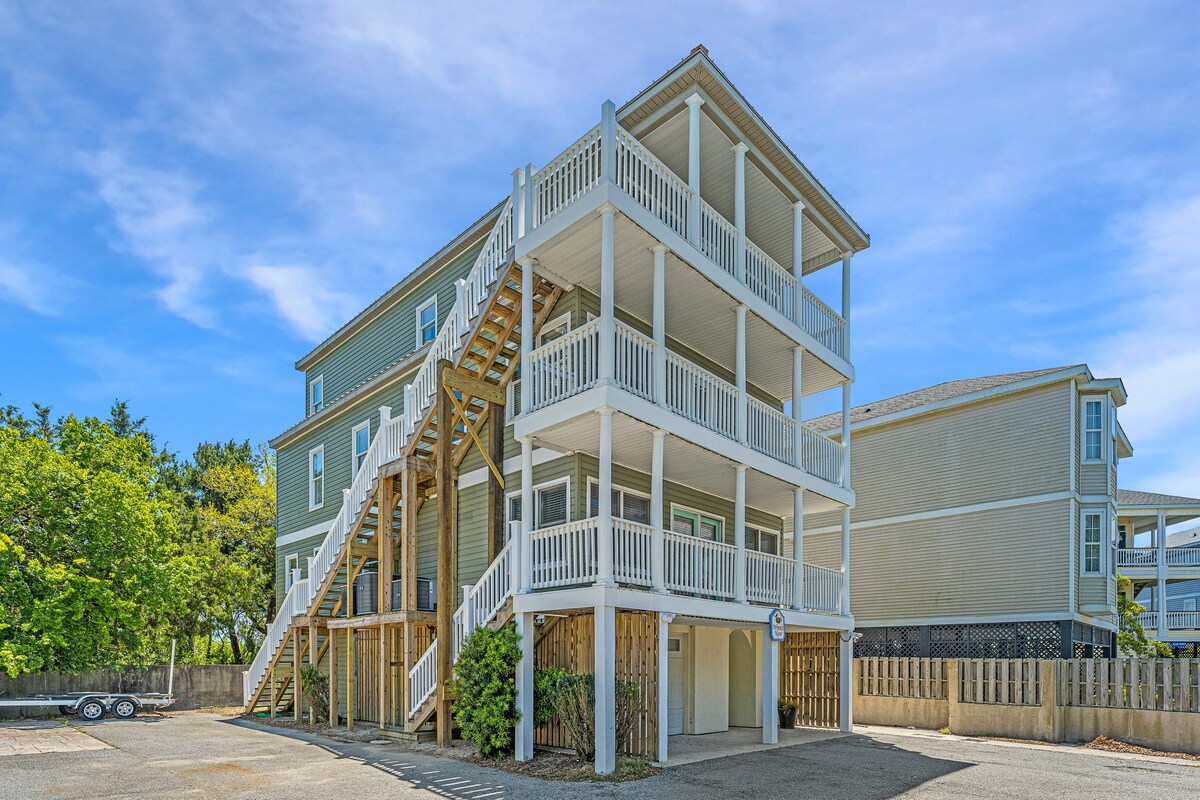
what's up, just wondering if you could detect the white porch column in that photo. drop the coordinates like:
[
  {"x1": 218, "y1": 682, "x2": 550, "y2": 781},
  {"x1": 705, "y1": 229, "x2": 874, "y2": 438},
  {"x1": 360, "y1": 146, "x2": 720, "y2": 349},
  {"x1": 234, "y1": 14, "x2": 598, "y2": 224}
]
[
  {"x1": 841, "y1": 508, "x2": 851, "y2": 616},
  {"x1": 792, "y1": 347, "x2": 804, "y2": 470},
  {"x1": 841, "y1": 251, "x2": 852, "y2": 358},
  {"x1": 600, "y1": 100, "x2": 616, "y2": 184},
  {"x1": 594, "y1": 605, "x2": 617, "y2": 775},
  {"x1": 733, "y1": 142, "x2": 748, "y2": 281},
  {"x1": 734, "y1": 464, "x2": 747, "y2": 604},
  {"x1": 735, "y1": 305, "x2": 747, "y2": 444},
  {"x1": 792, "y1": 200, "x2": 806, "y2": 324},
  {"x1": 599, "y1": 204, "x2": 616, "y2": 384},
  {"x1": 762, "y1": 629, "x2": 779, "y2": 744},
  {"x1": 791, "y1": 489, "x2": 804, "y2": 610},
  {"x1": 524, "y1": 163, "x2": 536, "y2": 233},
  {"x1": 685, "y1": 93, "x2": 704, "y2": 246},
  {"x1": 509, "y1": 520, "x2": 523, "y2": 595},
  {"x1": 841, "y1": 382, "x2": 852, "y2": 489},
  {"x1": 839, "y1": 635, "x2": 853, "y2": 732},
  {"x1": 519, "y1": 436, "x2": 534, "y2": 592},
  {"x1": 519, "y1": 257, "x2": 534, "y2": 416},
  {"x1": 512, "y1": 168, "x2": 526, "y2": 239},
  {"x1": 1157, "y1": 511, "x2": 1168, "y2": 639},
  {"x1": 656, "y1": 612, "x2": 670, "y2": 764},
  {"x1": 652, "y1": 244, "x2": 667, "y2": 403},
  {"x1": 514, "y1": 612, "x2": 535, "y2": 760},
  {"x1": 596, "y1": 409, "x2": 616, "y2": 587},
  {"x1": 651, "y1": 430, "x2": 667, "y2": 593}
]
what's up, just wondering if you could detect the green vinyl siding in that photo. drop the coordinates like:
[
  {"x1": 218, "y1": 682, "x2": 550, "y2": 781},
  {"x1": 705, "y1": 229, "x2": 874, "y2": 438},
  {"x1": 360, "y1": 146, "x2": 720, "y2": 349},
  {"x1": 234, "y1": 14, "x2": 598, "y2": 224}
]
[
  {"x1": 275, "y1": 530, "x2": 328, "y2": 606},
  {"x1": 304, "y1": 238, "x2": 484, "y2": 409}
]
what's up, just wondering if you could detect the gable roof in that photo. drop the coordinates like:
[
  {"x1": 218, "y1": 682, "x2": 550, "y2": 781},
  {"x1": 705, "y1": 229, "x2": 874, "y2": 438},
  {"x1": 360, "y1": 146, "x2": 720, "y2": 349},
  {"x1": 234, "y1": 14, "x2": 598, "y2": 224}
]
[
  {"x1": 1167, "y1": 525, "x2": 1200, "y2": 549},
  {"x1": 618, "y1": 45, "x2": 869, "y2": 254},
  {"x1": 807, "y1": 365, "x2": 1086, "y2": 432},
  {"x1": 1117, "y1": 489, "x2": 1200, "y2": 508}
]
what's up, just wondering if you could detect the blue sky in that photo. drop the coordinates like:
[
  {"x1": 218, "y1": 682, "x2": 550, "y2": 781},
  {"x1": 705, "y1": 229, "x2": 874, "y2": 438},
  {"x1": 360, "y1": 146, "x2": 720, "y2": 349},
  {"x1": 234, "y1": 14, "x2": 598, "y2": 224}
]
[{"x1": 1, "y1": 2, "x2": 1198, "y2": 496}]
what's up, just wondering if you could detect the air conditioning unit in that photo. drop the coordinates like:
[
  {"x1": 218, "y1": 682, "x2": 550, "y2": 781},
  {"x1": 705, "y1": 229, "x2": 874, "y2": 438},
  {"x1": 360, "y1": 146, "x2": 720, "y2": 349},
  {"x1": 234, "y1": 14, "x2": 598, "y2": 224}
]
[
  {"x1": 392, "y1": 576, "x2": 437, "y2": 612},
  {"x1": 353, "y1": 570, "x2": 378, "y2": 615}
]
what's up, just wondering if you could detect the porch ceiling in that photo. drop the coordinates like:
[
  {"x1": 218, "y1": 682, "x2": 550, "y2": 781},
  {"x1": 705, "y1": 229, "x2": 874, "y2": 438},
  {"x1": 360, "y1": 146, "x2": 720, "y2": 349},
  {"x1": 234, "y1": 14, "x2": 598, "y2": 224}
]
[
  {"x1": 532, "y1": 212, "x2": 845, "y2": 399},
  {"x1": 530, "y1": 407, "x2": 845, "y2": 518}
]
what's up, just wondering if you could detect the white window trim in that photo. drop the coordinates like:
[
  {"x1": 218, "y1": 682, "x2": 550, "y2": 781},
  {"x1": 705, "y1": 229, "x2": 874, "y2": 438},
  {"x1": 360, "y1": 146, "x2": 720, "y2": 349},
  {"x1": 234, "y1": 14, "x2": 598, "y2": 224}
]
[
  {"x1": 1080, "y1": 507, "x2": 1106, "y2": 576},
  {"x1": 309, "y1": 374, "x2": 324, "y2": 416},
  {"x1": 351, "y1": 419, "x2": 371, "y2": 475},
  {"x1": 586, "y1": 478, "x2": 653, "y2": 523},
  {"x1": 1080, "y1": 396, "x2": 1106, "y2": 464},
  {"x1": 285, "y1": 554, "x2": 299, "y2": 591},
  {"x1": 309, "y1": 445, "x2": 325, "y2": 511},
  {"x1": 506, "y1": 476, "x2": 572, "y2": 530},
  {"x1": 416, "y1": 295, "x2": 438, "y2": 346},
  {"x1": 745, "y1": 524, "x2": 783, "y2": 555},
  {"x1": 537, "y1": 312, "x2": 572, "y2": 347}
]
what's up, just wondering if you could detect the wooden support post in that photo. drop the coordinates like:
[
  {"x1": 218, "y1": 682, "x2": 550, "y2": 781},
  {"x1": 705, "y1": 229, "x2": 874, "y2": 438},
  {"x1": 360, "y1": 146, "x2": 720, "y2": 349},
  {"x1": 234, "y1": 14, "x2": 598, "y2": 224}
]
[
  {"x1": 293, "y1": 626, "x2": 303, "y2": 722},
  {"x1": 270, "y1": 671, "x2": 277, "y2": 718},
  {"x1": 379, "y1": 624, "x2": 389, "y2": 729},
  {"x1": 403, "y1": 622, "x2": 414, "y2": 732},
  {"x1": 487, "y1": 402, "x2": 505, "y2": 562},
  {"x1": 347, "y1": 628, "x2": 356, "y2": 730},
  {"x1": 379, "y1": 477, "x2": 395, "y2": 613},
  {"x1": 329, "y1": 628, "x2": 339, "y2": 727},
  {"x1": 308, "y1": 623, "x2": 318, "y2": 722},
  {"x1": 403, "y1": 468, "x2": 419, "y2": 612},
  {"x1": 437, "y1": 361, "x2": 458, "y2": 747}
]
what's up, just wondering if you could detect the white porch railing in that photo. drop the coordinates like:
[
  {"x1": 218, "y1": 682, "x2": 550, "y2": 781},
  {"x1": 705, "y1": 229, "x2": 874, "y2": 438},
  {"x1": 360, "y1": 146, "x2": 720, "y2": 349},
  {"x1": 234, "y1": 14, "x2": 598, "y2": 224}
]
[
  {"x1": 663, "y1": 531, "x2": 738, "y2": 600},
  {"x1": 614, "y1": 126, "x2": 690, "y2": 239},
  {"x1": 1139, "y1": 611, "x2": 1200, "y2": 631},
  {"x1": 615, "y1": 323, "x2": 656, "y2": 402},
  {"x1": 527, "y1": 319, "x2": 600, "y2": 412},
  {"x1": 802, "y1": 286, "x2": 846, "y2": 359},
  {"x1": 613, "y1": 519, "x2": 655, "y2": 587},
  {"x1": 531, "y1": 125, "x2": 602, "y2": 228},
  {"x1": 743, "y1": 239, "x2": 795, "y2": 320},
  {"x1": 803, "y1": 563, "x2": 843, "y2": 614},
  {"x1": 530, "y1": 519, "x2": 599, "y2": 589},
  {"x1": 802, "y1": 426, "x2": 845, "y2": 486},
  {"x1": 664, "y1": 349, "x2": 739, "y2": 441},
  {"x1": 747, "y1": 397, "x2": 795, "y2": 465},
  {"x1": 745, "y1": 550, "x2": 794, "y2": 607},
  {"x1": 1119, "y1": 548, "x2": 1200, "y2": 568},
  {"x1": 699, "y1": 198, "x2": 739, "y2": 275},
  {"x1": 243, "y1": 578, "x2": 309, "y2": 704}
]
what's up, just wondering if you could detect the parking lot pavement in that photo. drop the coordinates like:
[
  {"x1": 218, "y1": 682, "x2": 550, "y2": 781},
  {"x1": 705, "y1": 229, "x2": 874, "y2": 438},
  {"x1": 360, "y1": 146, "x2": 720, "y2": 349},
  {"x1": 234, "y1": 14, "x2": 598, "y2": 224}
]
[
  {"x1": 0, "y1": 711, "x2": 1198, "y2": 800},
  {"x1": 0, "y1": 720, "x2": 111, "y2": 756}
]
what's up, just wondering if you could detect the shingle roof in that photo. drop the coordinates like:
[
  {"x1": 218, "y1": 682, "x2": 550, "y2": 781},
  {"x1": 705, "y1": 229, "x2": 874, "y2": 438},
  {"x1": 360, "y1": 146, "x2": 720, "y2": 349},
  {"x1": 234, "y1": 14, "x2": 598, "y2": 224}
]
[
  {"x1": 1167, "y1": 525, "x2": 1200, "y2": 548},
  {"x1": 806, "y1": 365, "x2": 1085, "y2": 432},
  {"x1": 1117, "y1": 489, "x2": 1200, "y2": 508}
]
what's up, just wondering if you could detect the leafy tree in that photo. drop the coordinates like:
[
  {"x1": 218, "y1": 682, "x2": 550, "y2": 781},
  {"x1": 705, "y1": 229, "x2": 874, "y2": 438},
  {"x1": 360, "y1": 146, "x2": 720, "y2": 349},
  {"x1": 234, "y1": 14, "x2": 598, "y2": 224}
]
[{"x1": 1116, "y1": 574, "x2": 1172, "y2": 657}]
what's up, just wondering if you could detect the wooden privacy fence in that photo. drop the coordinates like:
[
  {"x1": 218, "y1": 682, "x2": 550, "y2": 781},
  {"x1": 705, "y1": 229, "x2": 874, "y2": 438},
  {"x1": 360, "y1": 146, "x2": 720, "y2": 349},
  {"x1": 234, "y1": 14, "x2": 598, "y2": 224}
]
[
  {"x1": 857, "y1": 657, "x2": 947, "y2": 700},
  {"x1": 959, "y1": 659, "x2": 1041, "y2": 706},
  {"x1": 1060, "y1": 658, "x2": 1200, "y2": 712},
  {"x1": 782, "y1": 632, "x2": 840, "y2": 728}
]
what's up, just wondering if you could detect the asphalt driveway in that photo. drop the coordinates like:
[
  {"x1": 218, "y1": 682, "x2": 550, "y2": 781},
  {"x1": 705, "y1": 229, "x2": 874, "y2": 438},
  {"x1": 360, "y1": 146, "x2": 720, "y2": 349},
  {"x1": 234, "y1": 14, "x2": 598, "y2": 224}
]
[{"x1": 1, "y1": 711, "x2": 1197, "y2": 799}]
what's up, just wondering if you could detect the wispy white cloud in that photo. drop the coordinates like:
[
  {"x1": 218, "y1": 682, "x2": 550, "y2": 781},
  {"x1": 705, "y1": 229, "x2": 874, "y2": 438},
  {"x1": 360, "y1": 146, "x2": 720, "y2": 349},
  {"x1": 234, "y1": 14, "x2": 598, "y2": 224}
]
[
  {"x1": 0, "y1": 259, "x2": 63, "y2": 315},
  {"x1": 244, "y1": 263, "x2": 362, "y2": 342}
]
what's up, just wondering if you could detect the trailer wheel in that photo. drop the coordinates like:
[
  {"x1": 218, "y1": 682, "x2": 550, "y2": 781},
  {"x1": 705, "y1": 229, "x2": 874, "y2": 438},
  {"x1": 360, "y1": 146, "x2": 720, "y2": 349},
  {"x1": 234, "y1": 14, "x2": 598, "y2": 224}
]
[
  {"x1": 112, "y1": 697, "x2": 138, "y2": 719},
  {"x1": 58, "y1": 705, "x2": 74, "y2": 716},
  {"x1": 77, "y1": 699, "x2": 106, "y2": 721}
]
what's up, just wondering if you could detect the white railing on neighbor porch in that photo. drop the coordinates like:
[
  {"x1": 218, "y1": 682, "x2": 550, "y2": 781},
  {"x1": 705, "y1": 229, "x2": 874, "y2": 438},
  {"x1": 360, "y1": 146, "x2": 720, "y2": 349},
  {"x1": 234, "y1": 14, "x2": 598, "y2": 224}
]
[
  {"x1": 663, "y1": 531, "x2": 738, "y2": 600},
  {"x1": 803, "y1": 563, "x2": 844, "y2": 614},
  {"x1": 1118, "y1": 548, "x2": 1200, "y2": 568},
  {"x1": 244, "y1": 577, "x2": 309, "y2": 703},
  {"x1": 1139, "y1": 611, "x2": 1200, "y2": 632}
]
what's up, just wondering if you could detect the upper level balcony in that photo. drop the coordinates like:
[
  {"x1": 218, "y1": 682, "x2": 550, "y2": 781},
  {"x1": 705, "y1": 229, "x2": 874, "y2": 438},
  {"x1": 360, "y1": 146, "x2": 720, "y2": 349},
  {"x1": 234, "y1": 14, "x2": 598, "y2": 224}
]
[
  {"x1": 1137, "y1": 611, "x2": 1200, "y2": 641},
  {"x1": 1117, "y1": 547, "x2": 1200, "y2": 575},
  {"x1": 517, "y1": 317, "x2": 846, "y2": 490},
  {"x1": 510, "y1": 99, "x2": 853, "y2": 376}
]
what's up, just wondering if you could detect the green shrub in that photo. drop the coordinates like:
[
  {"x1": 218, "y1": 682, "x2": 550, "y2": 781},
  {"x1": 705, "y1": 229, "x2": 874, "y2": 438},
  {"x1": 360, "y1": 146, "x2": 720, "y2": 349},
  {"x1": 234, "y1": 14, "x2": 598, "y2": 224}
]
[
  {"x1": 299, "y1": 663, "x2": 329, "y2": 724},
  {"x1": 552, "y1": 673, "x2": 641, "y2": 762},
  {"x1": 534, "y1": 666, "x2": 571, "y2": 727},
  {"x1": 448, "y1": 626, "x2": 522, "y2": 757}
]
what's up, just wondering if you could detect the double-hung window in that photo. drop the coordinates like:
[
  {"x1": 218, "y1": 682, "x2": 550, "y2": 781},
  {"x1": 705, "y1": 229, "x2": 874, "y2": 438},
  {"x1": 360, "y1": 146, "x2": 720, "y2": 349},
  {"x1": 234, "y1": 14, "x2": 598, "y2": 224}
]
[
  {"x1": 417, "y1": 296, "x2": 438, "y2": 346},
  {"x1": 309, "y1": 446, "x2": 325, "y2": 511},
  {"x1": 285, "y1": 554, "x2": 299, "y2": 591},
  {"x1": 309, "y1": 375, "x2": 324, "y2": 415},
  {"x1": 352, "y1": 420, "x2": 370, "y2": 473},
  {"x1": 745, "y1": 526, "x2": 780, "y2": 555},
  {"x1": 1082, "y1": 509, "x2": 1104, "y2": 575},
  {"x1": 1083, "y1": 399, "x2": 1103, "y2": 462},
  {"x1": 671, "y1": 506, "x2": 723, "y2": 541},
  {"x1": 507, "y1": 479, "x2": 570, "y2": 530},
  {"x1": 587, "y1": 480, "x2": 651, "y2": 525}
]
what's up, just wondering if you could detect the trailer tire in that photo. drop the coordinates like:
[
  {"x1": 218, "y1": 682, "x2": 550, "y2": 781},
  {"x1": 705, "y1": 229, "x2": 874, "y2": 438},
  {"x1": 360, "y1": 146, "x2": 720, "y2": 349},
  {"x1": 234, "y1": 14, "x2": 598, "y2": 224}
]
[
  {"x1": 112, "y1": 697, "x2": 138, "y2": 719},
  {"x1": 77, "y1": 699, "x2": 106, "y2": 721},
  {"x1": 58, "y1": 705, "x2": 74, "y2": 716}
]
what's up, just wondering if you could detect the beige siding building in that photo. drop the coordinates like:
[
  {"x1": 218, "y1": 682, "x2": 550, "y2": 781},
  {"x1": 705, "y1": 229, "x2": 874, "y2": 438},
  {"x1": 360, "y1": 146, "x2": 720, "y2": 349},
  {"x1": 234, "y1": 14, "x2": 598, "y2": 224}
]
[{"x1": 803, "y1": 365, "x2": 1133, "y2": 658}]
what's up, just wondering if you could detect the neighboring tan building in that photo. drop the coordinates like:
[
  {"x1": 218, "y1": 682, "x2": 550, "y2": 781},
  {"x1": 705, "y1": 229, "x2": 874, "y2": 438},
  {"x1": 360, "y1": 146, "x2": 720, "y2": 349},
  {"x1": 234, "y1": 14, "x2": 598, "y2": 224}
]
[
  {"x1": 803, "y1": 365, "x2": 1137, "y2": 658},
  {"x1": 247, "y1": 46, "x2": 869, "y2": 772}
]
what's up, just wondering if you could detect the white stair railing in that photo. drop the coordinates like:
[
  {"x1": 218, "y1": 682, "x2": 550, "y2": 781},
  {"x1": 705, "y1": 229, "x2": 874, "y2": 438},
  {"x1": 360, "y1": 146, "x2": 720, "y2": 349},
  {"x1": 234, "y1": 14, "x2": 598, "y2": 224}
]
[
  {"x1": 407, "y1": 541, "x2": 515, "y2": 719},
  {"x1": 243, "y1": 577, "x2": 309, "y2": 705}
]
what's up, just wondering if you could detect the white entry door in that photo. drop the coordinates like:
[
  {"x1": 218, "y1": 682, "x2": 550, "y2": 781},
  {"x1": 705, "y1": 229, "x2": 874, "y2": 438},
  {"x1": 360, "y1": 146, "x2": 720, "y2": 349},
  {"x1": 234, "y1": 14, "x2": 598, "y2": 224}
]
[{"x1": 667, "y1": 636, "x2": 685, "y2": 735}]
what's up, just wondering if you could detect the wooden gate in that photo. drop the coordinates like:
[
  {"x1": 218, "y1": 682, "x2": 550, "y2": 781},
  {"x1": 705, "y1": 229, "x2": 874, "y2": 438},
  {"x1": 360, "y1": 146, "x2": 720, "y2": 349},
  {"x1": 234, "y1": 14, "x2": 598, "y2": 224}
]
[
  {"x1": 782, "y1": 631, "x2": 840, "y2": 728},
  {"x1": 354, "y1": 628, "x2": 381, "y2": 724}
]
